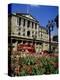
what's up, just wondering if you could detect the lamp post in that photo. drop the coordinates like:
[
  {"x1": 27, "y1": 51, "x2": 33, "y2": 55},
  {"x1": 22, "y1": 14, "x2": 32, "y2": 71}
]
[{"x1": 46, "y1": 20, "x2": 55, "y2": 53}]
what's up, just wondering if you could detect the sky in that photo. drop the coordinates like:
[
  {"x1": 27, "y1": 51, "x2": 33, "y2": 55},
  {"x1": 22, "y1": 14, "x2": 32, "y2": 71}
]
[{"x1": 8, "y1": 3, "x2": 58, "y2": 36}]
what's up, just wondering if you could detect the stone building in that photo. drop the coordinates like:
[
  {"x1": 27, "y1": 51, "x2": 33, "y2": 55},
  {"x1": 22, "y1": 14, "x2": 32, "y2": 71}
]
[{"x1": 8, "y1": 13, "x2": 57, "y2": 53}]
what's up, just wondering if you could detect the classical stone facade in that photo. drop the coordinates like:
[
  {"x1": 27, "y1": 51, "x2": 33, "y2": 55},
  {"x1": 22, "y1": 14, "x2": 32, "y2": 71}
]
[{"x1": 8, "y1": 13, "x2": 50, "y2": 53}]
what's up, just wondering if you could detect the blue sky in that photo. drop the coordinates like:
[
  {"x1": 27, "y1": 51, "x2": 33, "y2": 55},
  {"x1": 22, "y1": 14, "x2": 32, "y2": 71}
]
[{"x1": 8, "y1": 3, "x2": 58, "y2": 36}]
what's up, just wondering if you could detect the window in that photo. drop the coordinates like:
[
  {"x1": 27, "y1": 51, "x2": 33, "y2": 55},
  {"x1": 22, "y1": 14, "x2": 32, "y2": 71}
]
[
  {"x1": 35, "y1": 31, "x2": 37, "y2": 34},
  {"x1": 18, "y1": 32, "x2": 20, "y2": 35},
  {"x1": 19, "y1": 28, "x2": 21, "y2": 30},
  {"x1": 27, "y1": 31, "x2": 30, "y2": 37},
  {"x1": 23, "y1": 29, "x2": 25, "y2": 32},
  {"x1": 19, "y1": 17, "x2": 21, "y2": 26},
  {"x1": 32, "y1": 22, "x2": 34, "y2": 28},
  {"x1": 40, "y1": 43, "x2": 42, "y2": 45},
  {"x1": 27, "y1": 20, "x2": 30, "y2": 27},
  {"x1": 23, "y1": 33, "x2": 25, "y2": 36},
  {"x1": 32, "y1": 35, "x2": 34, "y2": 37},
  {"x1": 23, "y1": 19, "x2": 25, "y2": 26}
]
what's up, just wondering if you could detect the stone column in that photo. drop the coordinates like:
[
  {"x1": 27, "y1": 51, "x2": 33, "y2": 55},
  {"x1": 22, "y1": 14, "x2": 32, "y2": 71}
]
[
  {"x1": 30, "y1": 21, "x2": 32, "y2": 37},
  {"x1": 37, "y1": 24, "x2": 39, "y2": 39},
  {"x1": 34, "y1": 23, "x2": 35, "y2": 35},
  {"x1": 21, "y1": 18, "x2": 23, "y2": 26},
  {"x1": 21, "y1": 18, "x2": 23, "y2": 36}
]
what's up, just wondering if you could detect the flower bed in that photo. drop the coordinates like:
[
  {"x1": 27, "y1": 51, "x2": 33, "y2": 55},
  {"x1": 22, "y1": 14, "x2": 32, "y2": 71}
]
[{"x1": 11, "y1": 52, "x2": 58, "y2": 76}]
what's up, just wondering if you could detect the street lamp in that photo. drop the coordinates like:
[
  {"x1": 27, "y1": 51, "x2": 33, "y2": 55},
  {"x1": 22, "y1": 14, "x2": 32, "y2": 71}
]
[{"x1": 46, "y1": 20, "x2": 55, "y2": 53}]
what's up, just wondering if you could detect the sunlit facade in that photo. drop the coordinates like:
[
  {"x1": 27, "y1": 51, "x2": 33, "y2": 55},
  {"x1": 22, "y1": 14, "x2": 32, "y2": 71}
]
[{"x1": 8, "y1": 13, "x2": 50, "y2": 53}]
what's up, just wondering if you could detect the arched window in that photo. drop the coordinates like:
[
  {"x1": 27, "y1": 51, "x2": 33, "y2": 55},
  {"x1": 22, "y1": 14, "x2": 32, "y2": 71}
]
[{"x1": 27, "y1": 31, "x2": 30, "y2": 37}]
